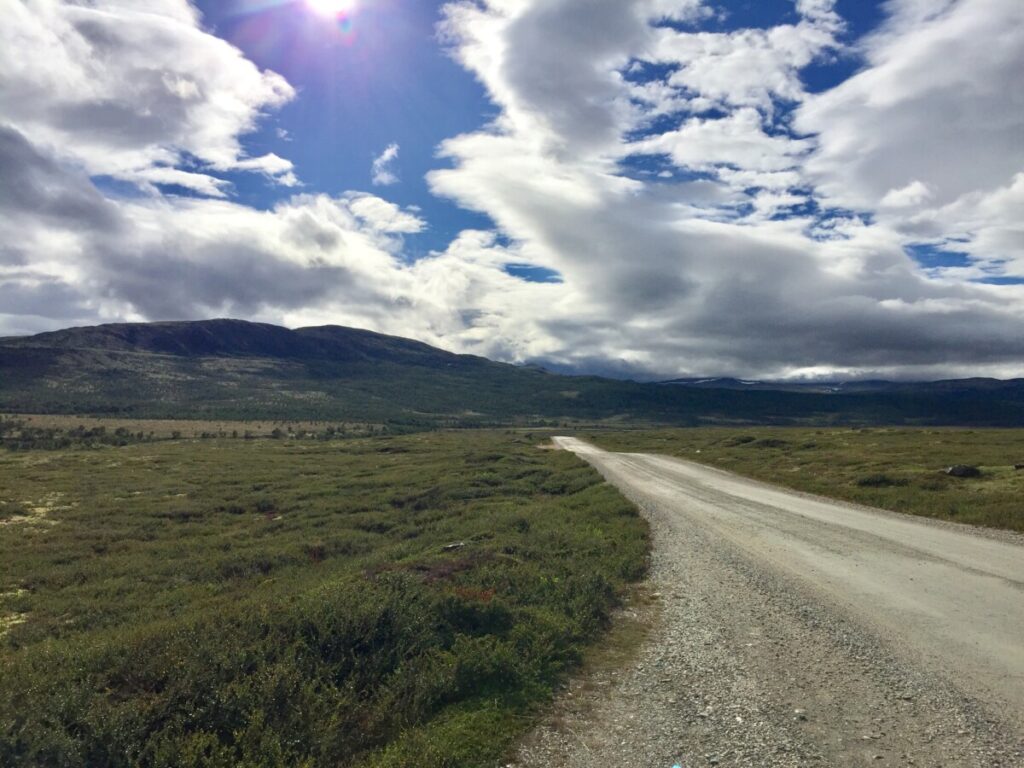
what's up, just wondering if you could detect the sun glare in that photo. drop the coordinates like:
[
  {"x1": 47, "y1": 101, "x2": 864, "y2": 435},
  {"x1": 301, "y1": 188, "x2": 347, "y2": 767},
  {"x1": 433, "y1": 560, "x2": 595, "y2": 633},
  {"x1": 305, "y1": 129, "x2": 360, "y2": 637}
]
[{"x1": 307, "y1": 0, "x2": 356, "y2": 16}]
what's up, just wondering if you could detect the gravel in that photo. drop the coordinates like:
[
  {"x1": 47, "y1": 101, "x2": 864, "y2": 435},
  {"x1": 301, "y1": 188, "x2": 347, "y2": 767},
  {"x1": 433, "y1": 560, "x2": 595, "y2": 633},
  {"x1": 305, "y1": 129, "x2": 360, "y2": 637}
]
[{"x1": 510, "y1": 439, "x2": 1024, "y2": 768}]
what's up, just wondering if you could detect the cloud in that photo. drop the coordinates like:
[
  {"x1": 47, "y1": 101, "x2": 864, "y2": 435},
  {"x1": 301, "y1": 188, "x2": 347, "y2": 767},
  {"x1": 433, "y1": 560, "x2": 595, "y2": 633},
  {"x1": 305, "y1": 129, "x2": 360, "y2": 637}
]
[
  {"x1": 0, "y1": 0, "x2": 296, "y2": 193},
  {"x1": 645, "y1": 6, "x2": 842, "y2": 113},
  {"x1": 0, "y1": 128, "x2": 476, "y2": 333},
  {"x1": 371, "y1": 143, "x2": 401, "y2": 186},
  {"x1": 792, "y1": 0, "x2": 1024, "y2": 285},
  {"x1": 2, "y1": 0, "x2": 1023, "y2": 381},
  {"x1": 0, "y1": 126, "x2": 120, "y2": 229},
  {"x1": 630, "y1": 108, "x2": 812, "y2": 174},
  {"x1": 0, "y1": 3, "x2": 498, "y2": 351},
  {"x1": 346, "y1": 193, "x2": 425, "y2": 233},
  {"x1": 795, "y1": 0, "x2": 1024, "y2": 212},
  {"x1": 880, "y1": 180, "x2": 933, "y2": 209},
  {"x1": 426, "y1": 0, "x2": 1024, "y2": 378},
  {"x1": 0, "y1": 118, "x2": 529, "y2": 356}
]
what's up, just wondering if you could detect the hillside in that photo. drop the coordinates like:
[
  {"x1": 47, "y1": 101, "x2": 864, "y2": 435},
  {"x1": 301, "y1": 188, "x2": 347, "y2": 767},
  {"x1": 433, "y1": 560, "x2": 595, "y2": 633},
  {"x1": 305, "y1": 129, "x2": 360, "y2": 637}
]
[{"x1": 2, "y1": 319, "x2": 1024, "y2": 426}]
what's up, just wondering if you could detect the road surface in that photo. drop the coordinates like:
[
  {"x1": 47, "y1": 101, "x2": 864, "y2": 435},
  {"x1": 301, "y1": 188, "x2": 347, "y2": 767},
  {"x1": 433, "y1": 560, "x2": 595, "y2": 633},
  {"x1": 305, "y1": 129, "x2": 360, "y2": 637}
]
[{"x1": 515, "y1": 437, "x2": 1024, "y2": 768}]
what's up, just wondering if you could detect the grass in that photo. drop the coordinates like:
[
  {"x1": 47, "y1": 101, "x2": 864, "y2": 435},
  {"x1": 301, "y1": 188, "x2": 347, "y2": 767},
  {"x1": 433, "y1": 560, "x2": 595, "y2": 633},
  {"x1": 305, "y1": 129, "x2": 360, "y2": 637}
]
[
  {"x1": 0, "y1": 429, "x2": 648, "y2": 767},
  {"x1": 586, "y1": 427, "x2": 1024, "y2": 532},
  {"x1": 0, "y1": 414, "x2": 395, "y2": 451},
  {"x1": 2, "y1": 413, "x2": 386, "y2": 439}
]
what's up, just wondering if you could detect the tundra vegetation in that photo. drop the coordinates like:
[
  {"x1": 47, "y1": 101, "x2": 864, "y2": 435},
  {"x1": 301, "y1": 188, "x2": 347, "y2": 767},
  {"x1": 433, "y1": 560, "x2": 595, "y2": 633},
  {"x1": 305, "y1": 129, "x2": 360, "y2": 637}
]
[
  {"x1": 589, "y1": 427, "x2": 1024, "y2": 532},
  {"x1": 0, "y1": 429, "x2": 647, "y2": 767},
  {"x1": 0, "y1": 414, "x2": 389, "y2": 450}
]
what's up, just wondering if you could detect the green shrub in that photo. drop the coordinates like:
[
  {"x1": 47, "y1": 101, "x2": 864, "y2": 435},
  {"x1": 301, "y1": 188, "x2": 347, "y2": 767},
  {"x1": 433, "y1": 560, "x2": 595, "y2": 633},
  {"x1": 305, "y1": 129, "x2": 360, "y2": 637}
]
[
  {"x1": 0, "y1": 431, "x2": 649, "y2": 767},
  {"x1": 856, "y1": 473, "x2": 909, "y2": 488},
  {"x1": 0, "y1": 501, "x2": 28, "y2": 520}
]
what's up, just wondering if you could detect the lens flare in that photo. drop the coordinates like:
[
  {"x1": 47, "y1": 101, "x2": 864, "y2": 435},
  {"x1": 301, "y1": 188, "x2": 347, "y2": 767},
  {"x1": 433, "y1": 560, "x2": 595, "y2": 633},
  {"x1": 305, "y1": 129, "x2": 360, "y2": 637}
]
[{"x1": 307, "y1": 0, "x2": 356, "y2": 15}]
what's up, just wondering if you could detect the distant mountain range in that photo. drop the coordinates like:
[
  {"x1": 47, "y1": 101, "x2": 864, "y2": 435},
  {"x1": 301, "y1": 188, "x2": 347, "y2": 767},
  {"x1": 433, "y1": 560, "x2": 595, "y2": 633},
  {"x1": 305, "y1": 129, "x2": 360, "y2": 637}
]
[
  {"x1": 2, "y1": 319, "x2": 1023, "y2": 426},
  {"x1": 660, "y1": 376, "x2": 1024, "y2": 395}
]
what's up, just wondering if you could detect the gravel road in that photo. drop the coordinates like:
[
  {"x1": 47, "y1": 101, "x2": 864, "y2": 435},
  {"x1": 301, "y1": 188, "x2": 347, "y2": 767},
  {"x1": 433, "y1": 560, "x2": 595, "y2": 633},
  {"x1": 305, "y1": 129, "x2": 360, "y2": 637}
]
[{"x1": 513, "y1": 437, "x2": 1024, "y2": 768}]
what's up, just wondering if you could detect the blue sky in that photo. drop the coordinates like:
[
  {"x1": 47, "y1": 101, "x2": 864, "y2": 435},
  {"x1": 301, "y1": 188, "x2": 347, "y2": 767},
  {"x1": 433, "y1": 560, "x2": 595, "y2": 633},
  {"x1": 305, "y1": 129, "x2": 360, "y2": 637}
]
[
  {"x1": 196, "y1": 0, "x2": 888, "y2": 254},
  {"x1": 197, "y1": 0, "x2": 496, "y2": 255},
  {"x1": 1, "y1": 0, "x2": 1023, "y2": 380}
]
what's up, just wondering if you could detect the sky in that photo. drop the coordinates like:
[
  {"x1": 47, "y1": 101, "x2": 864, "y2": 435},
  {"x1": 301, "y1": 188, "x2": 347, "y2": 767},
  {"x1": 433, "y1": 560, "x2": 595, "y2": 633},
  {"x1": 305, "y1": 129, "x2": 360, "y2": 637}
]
[{"x1": 1, "y1": 0, "x2": 1023, "y2": 381}]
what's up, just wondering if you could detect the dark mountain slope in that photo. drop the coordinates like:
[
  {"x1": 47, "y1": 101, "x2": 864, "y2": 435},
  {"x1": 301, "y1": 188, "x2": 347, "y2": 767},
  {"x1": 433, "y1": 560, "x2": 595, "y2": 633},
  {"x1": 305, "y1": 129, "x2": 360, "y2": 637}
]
[
  {"x1": 2, "y1": 320, "x2": 1023, "y2": 426},
  {"x1": 1, "y1": 319, "x2": 491, "y2": 367}
]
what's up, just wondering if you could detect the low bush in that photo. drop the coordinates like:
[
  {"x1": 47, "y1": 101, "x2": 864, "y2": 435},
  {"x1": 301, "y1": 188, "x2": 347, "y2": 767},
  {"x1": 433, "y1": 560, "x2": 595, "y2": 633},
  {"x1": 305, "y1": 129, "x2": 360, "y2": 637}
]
[
  {"x1": 0, "y1": 501, "x2": 29, "y2": 521},
  {"x1": 0, "y1": 431, "x2": 649, "y2": 767},
  {"x1": 856, "y1": 473, "x2": 909, "y2": 488}
]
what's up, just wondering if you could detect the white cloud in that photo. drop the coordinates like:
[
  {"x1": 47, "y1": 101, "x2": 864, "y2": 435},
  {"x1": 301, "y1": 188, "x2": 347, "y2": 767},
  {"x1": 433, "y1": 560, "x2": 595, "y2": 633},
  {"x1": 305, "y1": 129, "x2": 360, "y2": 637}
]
[
  {"x1": 2, "y1": 0, "x2": 1024, "y2": 380},
  {"x1": 425, "y1": 0, "x2": 1024, "y2": 377},
  {"x1": 630, "y1": 108, "x2": 812, "y2": 173},
  {"x1": 371, "y1": 143, "x2": 401, "y2": 186},
  {"x1": 880, "y1": 180, "x2": 933, "y2": 209},
  {"x1": 0, "y1": 122, "x2": 529, "y2": 358},
  {"x1": 795, "y1": 0, "x2": 1024, "y2": 212},
  {"x1": 346, "y1": 193, "x2": 425, "y2": 234},
  {"x1": 905, "y1": 173, "x2": 1024, "y2": 277},
  {"x1": 233, "y1": 153, "x2": 301, "y2": 187},
  {"x1": 0, "y1": 0, "x2": 297, "y2": 193},
  {"x1": 645, "y1": 4, "x2": 841, "y2": 113},
  {"x1": 131, "y1": 167, "x2": 233, "y2": 198},
  {"x1": 793, "y1": 0, "x2": 1024, "y2": 291}
]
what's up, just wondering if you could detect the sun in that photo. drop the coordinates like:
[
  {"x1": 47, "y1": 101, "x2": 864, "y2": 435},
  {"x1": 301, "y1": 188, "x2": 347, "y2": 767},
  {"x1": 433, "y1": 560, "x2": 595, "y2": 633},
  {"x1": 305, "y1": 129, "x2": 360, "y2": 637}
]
[{"x1": 306, "y1": 0, "x2": 356, "y2": 15}]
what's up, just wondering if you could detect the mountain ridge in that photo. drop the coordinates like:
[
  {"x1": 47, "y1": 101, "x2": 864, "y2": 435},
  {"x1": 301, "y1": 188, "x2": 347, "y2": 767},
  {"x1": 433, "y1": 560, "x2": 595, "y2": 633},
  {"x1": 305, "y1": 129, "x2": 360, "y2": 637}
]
[
  {"x1": 0, "y1": 319, "x2": 503, "y2": 370},
  {"x1": 659, "y1": 376, "x2": 1024, "y2": 395},
  {"x1": 3, "y1": 319, "x2": 1024, "y2": 426}
]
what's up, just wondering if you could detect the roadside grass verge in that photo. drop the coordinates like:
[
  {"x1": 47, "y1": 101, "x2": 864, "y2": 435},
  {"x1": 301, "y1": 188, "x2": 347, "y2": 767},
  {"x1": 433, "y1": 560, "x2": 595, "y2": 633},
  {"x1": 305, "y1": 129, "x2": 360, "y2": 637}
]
[
  {"x1": 586, "y1": 427, "x2": 1024, "y2": 532},
  {"x1": 0, "y1": 430, "x2": 648, "y2": 767}
]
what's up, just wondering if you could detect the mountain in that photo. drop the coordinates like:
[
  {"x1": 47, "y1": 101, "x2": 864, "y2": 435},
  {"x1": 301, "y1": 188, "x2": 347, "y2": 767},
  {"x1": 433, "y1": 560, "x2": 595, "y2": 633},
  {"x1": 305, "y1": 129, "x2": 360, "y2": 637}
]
[
  {"x1": 0, "y1": 320, "x2": 540, "y2": 424},
  {"x1": 3, "y1": 319, "x2": 1024, "y2": 426},
  {"x1": 660, "y1": 376, "x2": 1024, "y2": 396},
  {"x1": 6, "y1": 319, "x2": 477, "y2": 366}
]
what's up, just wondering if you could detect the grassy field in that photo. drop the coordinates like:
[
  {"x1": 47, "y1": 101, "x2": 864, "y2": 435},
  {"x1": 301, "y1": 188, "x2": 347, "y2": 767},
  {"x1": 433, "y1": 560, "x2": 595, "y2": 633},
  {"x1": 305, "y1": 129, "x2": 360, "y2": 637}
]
[
  {"x1": 587, "y1": 427, "x2": 1024, "y2": 532},
  {"x1": 0, "y1": 430, "x2": 648, "y2": 767}
]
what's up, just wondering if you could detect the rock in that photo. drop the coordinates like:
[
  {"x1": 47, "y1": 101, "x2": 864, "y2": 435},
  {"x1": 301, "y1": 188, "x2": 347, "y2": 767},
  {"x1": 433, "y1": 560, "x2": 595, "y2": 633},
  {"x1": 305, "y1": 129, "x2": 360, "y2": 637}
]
[{"x1": 944, "y1": 465, "x2": 982, "y2": 478}]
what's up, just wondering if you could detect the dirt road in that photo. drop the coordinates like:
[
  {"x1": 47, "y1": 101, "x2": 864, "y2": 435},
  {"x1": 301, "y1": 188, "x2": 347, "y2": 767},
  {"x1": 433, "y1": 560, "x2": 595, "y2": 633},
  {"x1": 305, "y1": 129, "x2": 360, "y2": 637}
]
[{"x1": 514, "y1": 437, "x2": 1024, "y2": 767}]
